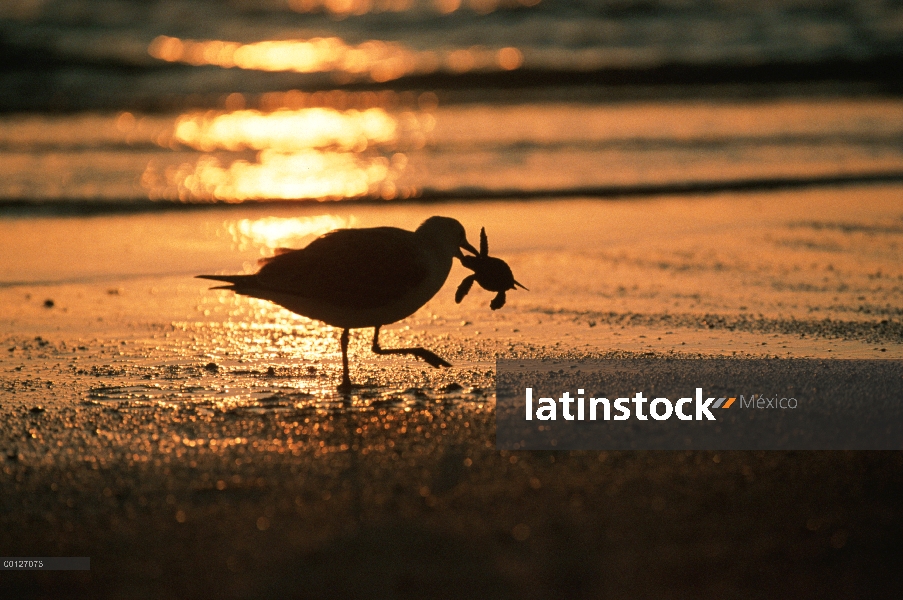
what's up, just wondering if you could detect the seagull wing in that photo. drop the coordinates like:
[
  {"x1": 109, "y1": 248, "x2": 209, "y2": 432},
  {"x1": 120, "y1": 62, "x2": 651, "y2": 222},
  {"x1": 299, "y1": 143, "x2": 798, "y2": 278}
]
[{"x1": 254, "y1": 227, "x2": 431, "y2": 310}]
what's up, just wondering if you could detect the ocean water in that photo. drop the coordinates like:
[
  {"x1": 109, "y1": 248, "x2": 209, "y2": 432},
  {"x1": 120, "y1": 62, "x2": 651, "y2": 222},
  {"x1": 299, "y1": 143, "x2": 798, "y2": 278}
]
[
  {"x1": 2, "y1": 97, "x2": 902, "y2": 205},
  {"x1": 3, "y1": 6, "x2": 903, "y2": 595},
  {"x1": 1, "y1": 0, "x2": 903, "y2": 207}
]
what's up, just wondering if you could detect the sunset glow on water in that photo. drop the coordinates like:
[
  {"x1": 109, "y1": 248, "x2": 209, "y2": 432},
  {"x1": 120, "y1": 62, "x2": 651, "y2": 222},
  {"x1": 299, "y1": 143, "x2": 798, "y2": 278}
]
[
  {"x1": 139, "y1": 104, "x2": 424, "y2": 201},
  {"x1": 173, "y1": 108, "x2": 399, "y2": 151},
  {"x1": 2, "y1": 97, "x2": 902, "y2": 203},
  {"x1": 153, "y1": 151, "x2": 401, "y2": 201},
  {"x1": 148, "y1": 34, "x2": 523, "y2": 82},
  {"x1": 3, "y1": 0, "x2": 903, "y2": 596}
]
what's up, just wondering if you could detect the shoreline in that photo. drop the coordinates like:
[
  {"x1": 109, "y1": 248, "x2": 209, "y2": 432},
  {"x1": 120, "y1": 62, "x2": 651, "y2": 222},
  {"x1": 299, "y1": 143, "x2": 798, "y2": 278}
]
[
  {"x1": 2, "y1": 192, "x2": 902, "y2": 596},
  {"x1": 5, "y1": 173, "x2": 903, "y2": 218}
]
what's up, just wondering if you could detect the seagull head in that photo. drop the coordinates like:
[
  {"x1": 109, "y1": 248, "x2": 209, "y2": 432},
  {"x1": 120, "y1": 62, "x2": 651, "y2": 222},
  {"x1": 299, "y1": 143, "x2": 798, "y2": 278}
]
[{"x1": 417, "y1": 216, "x2": 477, "y2": 260}]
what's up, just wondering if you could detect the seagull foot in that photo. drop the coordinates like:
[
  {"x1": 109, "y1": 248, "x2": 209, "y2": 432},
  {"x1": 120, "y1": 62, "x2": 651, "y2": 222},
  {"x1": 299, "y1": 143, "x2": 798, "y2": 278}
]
[
  {"x1": 411, "y1": 348, "x2": 452, "y2": 369},
  {"x1": 371, "y1": 326, "x2": 452, "y2": 370},
  {"x1": 371, "y1": 344, "x2": 452, "y2": 368},
  {"x1": 337, "y1": 371, "x2": 354, "y2": 393}
]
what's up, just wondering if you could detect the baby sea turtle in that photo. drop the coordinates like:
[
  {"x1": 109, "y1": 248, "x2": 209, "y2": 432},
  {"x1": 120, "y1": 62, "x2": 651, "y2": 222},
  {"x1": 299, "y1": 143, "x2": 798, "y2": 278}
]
[{"x1": 455, "y1": 227, "x2": 527, "y2": 310}]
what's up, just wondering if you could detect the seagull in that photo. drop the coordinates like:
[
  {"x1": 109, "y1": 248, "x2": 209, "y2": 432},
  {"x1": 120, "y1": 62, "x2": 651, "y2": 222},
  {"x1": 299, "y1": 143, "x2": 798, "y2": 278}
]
[{"x1": 197, "y1": 216, "x2": 478, "y2": 392}]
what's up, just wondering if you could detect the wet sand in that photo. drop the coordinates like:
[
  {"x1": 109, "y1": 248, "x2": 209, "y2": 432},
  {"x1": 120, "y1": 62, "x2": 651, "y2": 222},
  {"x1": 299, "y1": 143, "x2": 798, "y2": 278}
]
[{"x1": 2, "y1": 190, "x2": 903, "y2": 597}]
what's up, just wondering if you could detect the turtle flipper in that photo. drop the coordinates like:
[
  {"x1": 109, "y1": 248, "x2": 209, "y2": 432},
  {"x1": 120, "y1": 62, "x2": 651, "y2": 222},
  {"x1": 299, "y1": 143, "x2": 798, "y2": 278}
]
[
  {"x1": 490, "y1": 290, "x2": 507, "y2": 310},
  {"x1": 479, "y1": 227, "x2": 488, "y2": 257},
  {"x1": 455, "y1": 275, "x2": 476, "y2": 304}
]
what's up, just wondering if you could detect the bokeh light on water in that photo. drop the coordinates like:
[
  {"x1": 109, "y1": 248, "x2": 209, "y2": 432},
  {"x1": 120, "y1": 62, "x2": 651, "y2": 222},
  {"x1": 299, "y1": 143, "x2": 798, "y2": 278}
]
[
  {"x1": 137, "y1": 97, "x2": 433, "y2": 202},
  {"x1": 153, "y1": 150, "x2": 399, "y2": 202},
  {"x1": 149, "y1": 34, "x2": 523, "y2": 81},
  {"x1": 2, "y1": 96, "x2": 903, "y2": 203},
  {"x1": 173, "y1": 107, "x2": 398, "y2": 151}
]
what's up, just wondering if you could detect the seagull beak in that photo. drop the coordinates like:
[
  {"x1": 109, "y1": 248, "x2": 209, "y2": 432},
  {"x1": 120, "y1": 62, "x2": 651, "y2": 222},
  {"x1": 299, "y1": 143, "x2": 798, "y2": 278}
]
[{"x1": 457, "y1": 239, "x2": 478, "y2": 259}]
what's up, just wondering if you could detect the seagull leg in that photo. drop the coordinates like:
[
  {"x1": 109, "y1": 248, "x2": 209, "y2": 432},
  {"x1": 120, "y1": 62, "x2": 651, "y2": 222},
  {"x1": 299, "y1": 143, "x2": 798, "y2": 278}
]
[
  {"x1": 338, "y1": 328, "x2": 352, "y2": 393},
  {"x1": 371, "y1": 326, "x2": 452, "y2": 369}
]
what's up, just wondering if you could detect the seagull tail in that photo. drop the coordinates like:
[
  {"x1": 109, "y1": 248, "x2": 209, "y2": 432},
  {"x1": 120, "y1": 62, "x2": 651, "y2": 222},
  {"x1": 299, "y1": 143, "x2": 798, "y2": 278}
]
[{"x1": 196, "y1": 274, "x2": 255, "y2": 290}]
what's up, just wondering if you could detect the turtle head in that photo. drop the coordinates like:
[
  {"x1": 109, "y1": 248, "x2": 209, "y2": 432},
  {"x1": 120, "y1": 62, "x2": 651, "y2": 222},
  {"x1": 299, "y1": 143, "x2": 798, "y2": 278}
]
[{"x1": 459, "y1": 254, "x2": 480, "y2": 270}]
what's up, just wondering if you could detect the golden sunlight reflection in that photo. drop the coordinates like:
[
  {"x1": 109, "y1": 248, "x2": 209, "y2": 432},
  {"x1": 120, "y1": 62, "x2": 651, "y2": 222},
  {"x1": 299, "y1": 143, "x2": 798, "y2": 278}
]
[
  {"x1": 227, "y1": 215, "x2": 355, "y2": 251},
  {"x1": 142, "y1": 103, "x2": 428, "y2": 202},
  {"x1": 174, "y1": 107, "x2": 397, "y2": 152},
  {"x1": 149, "y1": 35, "x2": 523, "y2": 81},
  {"x1": 172, "y1": 319, "x2": 340, "y2": 397},
  {"x1": 284, "y1": 0, "x2": 542, "y2": 16},
  {"x1": 156, "y1": 151, "x2": 404, "y2": 201}
]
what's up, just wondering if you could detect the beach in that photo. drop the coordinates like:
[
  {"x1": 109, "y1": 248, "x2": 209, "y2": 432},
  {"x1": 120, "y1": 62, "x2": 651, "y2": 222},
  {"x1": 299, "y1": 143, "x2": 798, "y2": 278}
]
[
  {"x1": 3, "y1": 0, "x2": 903, "y2": 595},
  {"x1": 3, "y1": 190, "x2": 903, "y2": 597}
]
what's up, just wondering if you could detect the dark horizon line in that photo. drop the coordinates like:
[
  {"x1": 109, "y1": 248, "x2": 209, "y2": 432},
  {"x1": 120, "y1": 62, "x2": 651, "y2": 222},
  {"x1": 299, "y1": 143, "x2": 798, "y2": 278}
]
[
  {"x1": 1, "y1": 48, "x2": 902, "y2": 114},
  {"x1": 2, "y1": 170, "x2": 902, "y2": 218},
  {"x1": 3, "y1": 34, "x2": 902, "y2": 87}
]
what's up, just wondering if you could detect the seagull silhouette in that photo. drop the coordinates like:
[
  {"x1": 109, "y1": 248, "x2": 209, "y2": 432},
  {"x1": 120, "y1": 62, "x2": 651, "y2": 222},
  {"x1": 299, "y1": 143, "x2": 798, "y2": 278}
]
[{"x1": 197, "y1": 216, "x2": 477, "y2": 392}]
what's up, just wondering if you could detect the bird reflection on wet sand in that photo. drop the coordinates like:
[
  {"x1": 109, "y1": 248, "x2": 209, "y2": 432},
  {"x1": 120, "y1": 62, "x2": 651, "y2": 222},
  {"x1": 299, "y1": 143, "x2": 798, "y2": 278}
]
[{"x1": 198, "y1": 216, "x2": 478, "y2": 392}]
